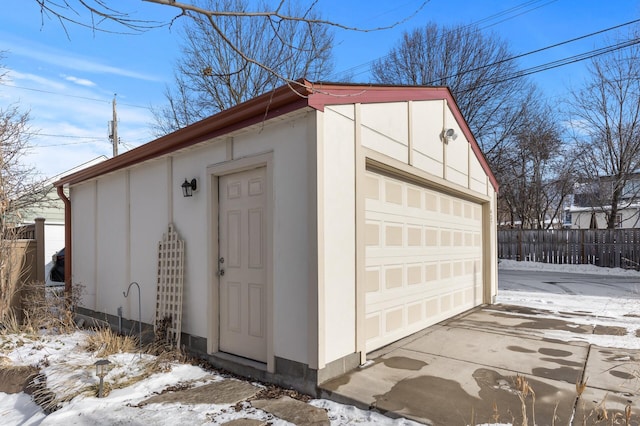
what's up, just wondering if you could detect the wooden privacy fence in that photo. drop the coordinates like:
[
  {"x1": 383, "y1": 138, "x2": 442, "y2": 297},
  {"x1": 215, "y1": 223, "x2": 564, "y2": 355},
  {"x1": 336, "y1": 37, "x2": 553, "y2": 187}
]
[
  {"x1": 1, "y1": 218, "x2": 46, "y2": 321},
  {"x1": 498, "y1": 229, "x2": 640, "y2": 270}
]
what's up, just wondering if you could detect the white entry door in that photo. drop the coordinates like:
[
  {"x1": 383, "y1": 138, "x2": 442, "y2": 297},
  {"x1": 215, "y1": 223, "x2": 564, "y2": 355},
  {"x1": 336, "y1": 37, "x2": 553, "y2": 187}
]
[{"x1": 219, "y1": 167, "x2": 267, "y2": 362}]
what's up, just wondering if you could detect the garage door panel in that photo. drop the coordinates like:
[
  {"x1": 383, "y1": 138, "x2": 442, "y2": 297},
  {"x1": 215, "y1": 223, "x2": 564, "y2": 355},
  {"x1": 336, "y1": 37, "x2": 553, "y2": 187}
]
[
  {"x1": 365, "y1": 259, "x2": 481, "y2": 287},
  {"x1": 366, "y1": 212, "x2": 481, "y2": 235},
  {"x1": 365, "y1": 170, "x2": 484, "y2": 352},
  {"x1": 366, "y1": 295, "x2": 476, "y2": 351},
  {"x1": 368, "y1": 199, "x2": 479, "y2": 219},
  {"x1": 366, "y1": 283, "x2": 481, "y2": 312},
  {"x1": 366, "y1": 272, "x2": 482, "y2": 298},
  {"x1": 365, "y1": 257, "x2": 482, "y2": 281},
  {"x1": 369, "y1": 249, "x2": 480, "y2": 266}
]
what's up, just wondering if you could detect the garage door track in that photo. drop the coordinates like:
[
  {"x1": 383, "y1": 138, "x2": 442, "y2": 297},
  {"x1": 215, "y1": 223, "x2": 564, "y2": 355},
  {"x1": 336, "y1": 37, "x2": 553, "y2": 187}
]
[{"x1": 320, "y1": 304, "x2": 640, "y2": 425}]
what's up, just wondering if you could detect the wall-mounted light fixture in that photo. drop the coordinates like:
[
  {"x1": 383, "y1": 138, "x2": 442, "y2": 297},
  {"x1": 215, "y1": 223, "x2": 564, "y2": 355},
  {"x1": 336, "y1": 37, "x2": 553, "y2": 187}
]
[
  {"x1": 181, "y1": 178, "x2": 197, "y2": 197},
  {"x1": 441, "y1": 128, "x2": 458, "y2": 144}
]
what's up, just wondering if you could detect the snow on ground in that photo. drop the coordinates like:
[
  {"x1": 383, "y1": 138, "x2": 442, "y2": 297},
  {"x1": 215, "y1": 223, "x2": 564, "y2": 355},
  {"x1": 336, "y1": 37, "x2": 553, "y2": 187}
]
[
  {"x1": 2, "y1": 261, "x2": 639, "y2": 425},
  {"x1": 497, "y1": 289, "x2": 640, "y2": 349},
  {"x1": 499, "y1": 258, "x2": 640, "y2": 277},
  {"x1": 498, "y1": 260, "x2": 640, "y2": 349},
  {"x1": 0, "y1": 330, "x2": 421, "y2": 425}
]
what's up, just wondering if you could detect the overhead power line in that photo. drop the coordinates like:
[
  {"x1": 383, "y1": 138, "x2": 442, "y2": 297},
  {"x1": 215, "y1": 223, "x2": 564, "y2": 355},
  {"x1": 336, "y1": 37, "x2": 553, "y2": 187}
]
[
  {"x1": 330, "y1": 0, "x2": 557, "y2": 80},
  {"x1": 467, "y1": 37, "x2": 640, "y2": 92},
  {"x1": 7, "y1": 85, "x2": 150, "y2": 109},
  {"x1": 427, "y1": 17, "x2": 640, "y2": 86},
  {"x1": 28, "y1": 140, "x2": 104, "y2": 148},
  {"x1": 463, "y1": 0, "x2": 558, "y2": 31},
  {"x1": 25, "y1": 132, "x2": 104, "y2": 139}
]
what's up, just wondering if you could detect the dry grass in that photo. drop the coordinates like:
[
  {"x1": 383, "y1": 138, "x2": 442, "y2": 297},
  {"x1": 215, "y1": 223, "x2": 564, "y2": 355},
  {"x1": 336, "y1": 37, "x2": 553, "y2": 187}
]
[
  {"x1": 514, "y1": 374, "x2": 536, "y2": 426},
  {"x1": 0, "y1": 311, "x2": 30, "y2": 336},
  {"x1": 14, "y1": 281, "x2": 84, "y2": 334},
  {"x1": 146, "y1": 345, "x2": 187, "y2": 370},
  {"x1": 86, "y1": 327, "x2": 138, "y2": 358},
  {"x1": 81, "y1": 326, "x2": 188, "y2": 397},
  {"x1": 27, "y1": 373, "x2": 61, "y2": 414},
  {"x1": 576, "y1": 377, "x2": 588, "y2": 397},
  {"x1": 0, "y1": 282, "x2": 192, "y2": 411},
  {"x1": 506, "y1": 374, "x2": 638, "y2": 426},
  {"x1": 23, "y1": 326, "x2": 188, "y2": 409}
]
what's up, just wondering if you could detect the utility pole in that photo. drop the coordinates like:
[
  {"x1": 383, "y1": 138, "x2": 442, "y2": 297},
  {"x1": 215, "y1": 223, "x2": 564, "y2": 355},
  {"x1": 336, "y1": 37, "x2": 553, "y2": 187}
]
[{"x1": 110, "y1": 95, "x2": 118, "y2": 157}]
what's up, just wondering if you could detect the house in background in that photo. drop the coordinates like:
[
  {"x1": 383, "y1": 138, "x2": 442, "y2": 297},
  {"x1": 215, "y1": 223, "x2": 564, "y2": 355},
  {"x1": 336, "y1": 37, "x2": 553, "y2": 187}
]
[
  {"x1": 18, "y1": 157, "x2": 108, "y2": 281},
  {"x1": 564, "y1": 174, "x2": 640, "y2": 229},
  {"x1": 54, "y1": 81, "x2": 498, "y2": 393}
]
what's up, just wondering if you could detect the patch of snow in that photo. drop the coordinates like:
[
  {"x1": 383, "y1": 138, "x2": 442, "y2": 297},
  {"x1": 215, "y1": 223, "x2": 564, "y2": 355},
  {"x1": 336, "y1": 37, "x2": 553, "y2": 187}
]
[
  {"x1": 0, "y1": 392, "x2": 45, "y2": 425},
  {"x1": 497, "y1": 290, "x2": 640, "y2": 349},
  {"x1": 498, "y1": 259, "x2": 640, "y2": 277},
  {"x1": 309, "y1": 399, "x2": 423, "y2": 425}
]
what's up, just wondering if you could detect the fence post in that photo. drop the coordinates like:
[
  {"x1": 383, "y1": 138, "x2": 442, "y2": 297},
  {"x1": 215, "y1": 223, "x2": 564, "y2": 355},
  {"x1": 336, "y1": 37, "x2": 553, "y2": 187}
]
[
  {"x1": 518, "y1": 229, "x2": 523, "y2": 261},
  {"x1": 34, "y1": 218, "x2": 45, "y2": 283}
]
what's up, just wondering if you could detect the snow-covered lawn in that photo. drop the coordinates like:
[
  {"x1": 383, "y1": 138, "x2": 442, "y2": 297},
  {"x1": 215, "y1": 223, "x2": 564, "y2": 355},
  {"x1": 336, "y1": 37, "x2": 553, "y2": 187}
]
[{"x1": 2, "y1": 261, "x2": 639, "y2": 425}]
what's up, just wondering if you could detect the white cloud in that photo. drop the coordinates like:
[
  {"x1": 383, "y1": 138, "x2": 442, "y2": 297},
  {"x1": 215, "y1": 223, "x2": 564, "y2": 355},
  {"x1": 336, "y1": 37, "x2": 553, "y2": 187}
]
[
  {"x1": 6, "y1": 70, "x2": 68, "y2": 92},
  {"x1": 0, "y1": 33, "x2": 164, "y2": 82},
  {"x1": 62, "y1": 75, "x2": 96, "y2": 87}
]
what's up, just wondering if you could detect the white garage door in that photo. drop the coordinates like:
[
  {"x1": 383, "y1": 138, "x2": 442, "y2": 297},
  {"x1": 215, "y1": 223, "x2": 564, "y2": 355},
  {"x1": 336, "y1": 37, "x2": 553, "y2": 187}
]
[{"x1": 365, "y1": 170, "x2": 484, "y2": 352}]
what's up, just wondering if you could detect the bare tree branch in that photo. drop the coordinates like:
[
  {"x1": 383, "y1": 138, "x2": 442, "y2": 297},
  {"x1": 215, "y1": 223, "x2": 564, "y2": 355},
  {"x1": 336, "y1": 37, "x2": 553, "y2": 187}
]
[
  {"x1": 33, "y1": 0, "x2": 428, "y2": 86},
  {"x1": 143, "y1": 0, "x2": 429, "y2": 32},
  {"x1": 152, "y1": 0, "x2": 333, "y2": 135},
  {"x1": 34, "y1": 0, "x2": 166, "y2": 36}
]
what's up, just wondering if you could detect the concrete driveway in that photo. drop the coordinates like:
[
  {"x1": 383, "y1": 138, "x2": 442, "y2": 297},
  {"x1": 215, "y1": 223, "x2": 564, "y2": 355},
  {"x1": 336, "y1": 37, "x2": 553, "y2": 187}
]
[{"x1": 319, "y1": 303, "x2": 640, "y2": 425}]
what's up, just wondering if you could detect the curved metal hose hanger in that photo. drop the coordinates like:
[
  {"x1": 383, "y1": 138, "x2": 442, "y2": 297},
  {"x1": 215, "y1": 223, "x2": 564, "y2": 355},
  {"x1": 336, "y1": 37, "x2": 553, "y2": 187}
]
[{"x1": 123, "y1": 282, "x2": 142, "y2": 357}]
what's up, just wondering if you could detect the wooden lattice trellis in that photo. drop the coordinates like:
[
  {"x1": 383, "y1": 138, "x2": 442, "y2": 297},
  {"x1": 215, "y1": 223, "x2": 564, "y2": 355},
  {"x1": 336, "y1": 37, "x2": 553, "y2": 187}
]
[{"x1": 155, "y1": 224, "x2": 185, "y2": 348}]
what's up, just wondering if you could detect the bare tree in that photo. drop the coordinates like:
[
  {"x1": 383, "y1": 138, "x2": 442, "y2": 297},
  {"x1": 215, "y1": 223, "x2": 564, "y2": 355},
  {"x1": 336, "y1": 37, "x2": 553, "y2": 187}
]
[
  {"x1": 0, "y1": 55, "x2": 52, "y2": 319},
  {"x1": 371, "y1": 23, "x2": 532, "y2": 162},
  {"x1": 568, "y1": 36, "x2": 640, "y2": 229},
  {"x1": 498, "y1": 100, "x2": 575, "y2": 229},
  {"x1": 153, "y1": 0, "x2": 334, "y2": 135}
]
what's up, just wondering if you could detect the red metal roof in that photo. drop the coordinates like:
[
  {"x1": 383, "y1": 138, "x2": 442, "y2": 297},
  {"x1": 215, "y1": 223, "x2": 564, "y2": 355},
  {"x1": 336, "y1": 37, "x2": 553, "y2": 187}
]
[{"x1": 54, "y1": 79, "x2": 498, "y2": 191}]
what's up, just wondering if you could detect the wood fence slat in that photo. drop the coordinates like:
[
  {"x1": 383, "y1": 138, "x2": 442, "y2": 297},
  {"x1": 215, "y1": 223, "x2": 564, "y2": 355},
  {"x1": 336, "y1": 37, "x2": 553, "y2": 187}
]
[{"x1": 498, "y1": 229, "x2": 640, "y2": 270}]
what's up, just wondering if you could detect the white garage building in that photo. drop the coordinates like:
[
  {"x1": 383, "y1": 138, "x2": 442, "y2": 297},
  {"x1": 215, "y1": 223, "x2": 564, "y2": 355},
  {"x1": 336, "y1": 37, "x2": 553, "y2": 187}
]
[{"x1": 55, "y1": 80, "x2": 498, "y2": 392}]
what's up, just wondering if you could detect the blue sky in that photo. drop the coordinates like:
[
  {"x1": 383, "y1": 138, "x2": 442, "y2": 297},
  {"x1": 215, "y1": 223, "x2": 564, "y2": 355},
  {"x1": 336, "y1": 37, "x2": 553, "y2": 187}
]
[{"x1": 0, "y1": 0, "x2": 638, "y2": 178}]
